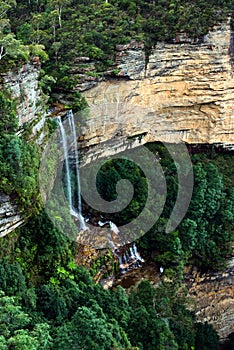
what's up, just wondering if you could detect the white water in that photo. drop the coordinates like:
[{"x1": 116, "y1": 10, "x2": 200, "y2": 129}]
[
  {"x1": 98, "y1": 220, "x2": 109, "y2": 227},
  {"x1": 118, "y1": 255, "x2": 126, "y2": 274},
  {"x1": 133, "y1": 243, "x2": 144, "y2": 262},
  {"x1": 58, "y1": 112, "x2": 86, "y2": 230},
  {"x1": 67, "y1": 110, "x2": 82, "y2": 215},
  {"x1": 119, "y1": 243, "x2": 144, "y2": 274},
  {"x1": 58, "y1": 117, "x2": 72, "y2": 209},
  {"x1": 98, "y1": 220, "x2": 120, "y2": 235},
  {"x1": 109, "y1": 221, "x2": 120, "y2": 234}
]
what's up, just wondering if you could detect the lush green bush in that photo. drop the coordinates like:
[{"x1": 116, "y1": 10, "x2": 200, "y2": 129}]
[
  {"x1": 7, "y1": 0, "x2": 233, "y2": 97},
  {"x1": 94, "y1": 143, "x2": 233, "y2": 271},
  {"x1": 0, "y1": 209, "x2": 221, "y2": 350},
  {"x1": 0, "y1": 89, "x2": 41, "y2": 213}
]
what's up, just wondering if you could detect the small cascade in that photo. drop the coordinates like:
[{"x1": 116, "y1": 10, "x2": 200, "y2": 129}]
[
  {"x1": 109, "y1": 221, "x2": 120, "y2": 235},
  {"x1": 133, "y1": 242, "x2": 144, "y2": 263},
  {"x1": 97, "y1": 220, "x2": 120, "y2": 248},
  {"x1": 118, "y1": 243, "x2": 144, "y2": 274},
  {"x1": 98, "y1": 220, "x2": 109, "y2": 227},
  {"x1": 57, "y1": 112, "x2": 86, "y2": 230},
  {"x1": 98, "y1": 220, "x2": 120, "y2": 236},
  {"x1": 118, "y1": 255, "x2": 126, "y2": 274}
]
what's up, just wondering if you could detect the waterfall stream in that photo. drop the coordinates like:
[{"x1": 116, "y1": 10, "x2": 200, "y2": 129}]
[
  {"x1": 58, "y1": 116, "x2": 72, "y2": 209},
  {"x1": 118, "y1": 243, "x2": 144, "y2": 274},
  {"x1": 67, "y1": 110, "x2": 82, "y2": 215},
  {"x1": 58, "y1": 111, "x2": 86, "y2": 230},
  {"x1": 57, "y1": 111, "x2": 143, "y2": 268}
]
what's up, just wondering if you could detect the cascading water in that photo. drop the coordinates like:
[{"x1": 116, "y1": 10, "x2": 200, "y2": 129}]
[
  {"x1": 67, "y1": 110, "x2": 86, "y2": 230},
  {"x1": 118, "y1": 243, "x2": 144, "y2": 274},
  {"x1": 67, "y1": 110, "x2": 82, "y2": 215},
  {"x1": 58, "y1": 111, "x2": 142, "y2": 278},
  {"x1": 133, "y1": 243, "x2": 144, "y2": 263},
  {"x1": 58, "y1": 116, "x2": 72, "y2": 209},
  {"x1": 58, "y1": 112, "x2": 86, "y2": 230}
]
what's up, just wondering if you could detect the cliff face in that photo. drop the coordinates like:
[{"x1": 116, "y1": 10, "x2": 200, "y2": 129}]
[
  {"x1": 80, "y1": 23, "x2": 234, "y2": 152},
  {"x1": 0, "y1": 23, "x2": 233, "y2": 341},
  {"x1": 2, "y1": 62, "x2": 47, "y2": 140},
  {"x1": 77, "y1": 23, "x2": 234, "y2": 342},
  {"x1": 186, "y1": 258, "x2": 234, "y2": 342},
  {"x1": 0, "y1": 63, "x2": 47, "y2": 238},
  {"x1": 114, "y1": 257, "x2": 234, "y2": 342}
]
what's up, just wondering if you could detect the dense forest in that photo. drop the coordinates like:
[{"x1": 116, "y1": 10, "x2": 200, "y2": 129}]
[
  {"x1": 0, "y1": 0, "x2": 233, "y2": 96},
  {"x1": 0, "y1": 0, "x2": 234, "y2": 349}
]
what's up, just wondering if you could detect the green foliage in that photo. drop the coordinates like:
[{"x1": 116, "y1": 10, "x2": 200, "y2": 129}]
[
  {"x1": 0, "y1": 89, "x2": 41, "y2": 213},
  {"x1": 0, "y1": 260, "x2": 26, "y2": 297},
  {"x1": 0, "y1": 291, "x2": 52, "y2": 350},
  {"x1": 95, "y1": 158, "x2": 148, "y2": 225},
  {"x1": 15, "y1": 211, "x2": 76, "y2": 284},
  {"x1": 64, "y1": 92, "x2": 88, "y2": 113},
  {"x1": 139, "y1": 144, "x2": 233, "y2": 271},
  {"x1": 0, "y1": 3, "x2": 232, "y2": 349},
  {"x1": 0, "y1": 204, "x2": 223, "y2": 350},
  {"x1": 6, "y1": 0, "x2": 233, "y2": 95},
  {"x1": 94, "y1": 144, "x2": 233, "y2": 271},
  {"x1": 195, "y1": 321, "x2": 219, "y2": 350},
  {"x1": 0, "y1": 134, "x2": 41, "y2": 211},
  {"x1": 0, "y1": 89, "x2": 18, "y2": 136}
]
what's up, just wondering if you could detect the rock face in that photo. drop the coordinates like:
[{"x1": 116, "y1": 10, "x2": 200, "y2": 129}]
[
  {"x1": 2, "y1": 62, "x2": 47, "y2": 142},
  {"x1": 76, "y1": 24, "x2": 234, "y2": 342},
  {"x1": 0, "y1": 193, "x2": 25, "y2": 238},
  {"x1": 114, "y1": 255, "x2": 234, "y2": 342},
  {"x1": 80, "y1": 23, "x2": 234, "y2": 151},
  {"x1": 0, "y1": 63, "x2": 47, "y2": 238},
  {"x1": 186, "y1": 258, "x2": 234, "y2": 342}
]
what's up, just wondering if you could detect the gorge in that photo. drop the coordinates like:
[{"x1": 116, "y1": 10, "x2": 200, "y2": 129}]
[{"x1": 0, "y1": 6, "x2": 233, "y2": 349}]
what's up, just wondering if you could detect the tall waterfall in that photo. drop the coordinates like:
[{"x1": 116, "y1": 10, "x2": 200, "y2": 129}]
[
  {"x1": 67, "y1": 110, "x2": 82, "y2": 215},
  {"x1": 58, "y1": 116, "x2": 72, "y2": 209},
  {"x1": 58, "y1": 111, "x2": 86, "y2": 230}
]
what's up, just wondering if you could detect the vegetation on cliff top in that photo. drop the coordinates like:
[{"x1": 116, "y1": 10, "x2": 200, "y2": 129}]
[{"x1": 1, "y1": 0, "x2": 232, "y2": 93}]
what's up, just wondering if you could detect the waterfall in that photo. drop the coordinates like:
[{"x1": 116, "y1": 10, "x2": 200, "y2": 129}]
[
  {"x1": 133, "y1": 243, "x2": 144, "y2": 262},
  {"x1": 109, "y1": 221, "x2": 120, "y2": 234},
  {"x1": 98, "y1": 220, "x2": 119, "y2": 233},
  {"x1": 58, "y1": 112, "x2": 86, "y2": 230},
  {"x1": 58, "y1": 116, "x2": 72, "y2": 209},
  {"x1": 67, "y1": 110, "x2": 86, "y2": 230},
  {"x1": 118, "y1": 243, "x2": 144, "y2": 274},
  {"x1": 118, "y1": 254, "x2": 126, "y2": 274},
  {"x1": 67, "y1": 110, "x2": 82, "y2": 215}
]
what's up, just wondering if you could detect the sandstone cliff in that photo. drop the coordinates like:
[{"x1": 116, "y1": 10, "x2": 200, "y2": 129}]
[
  {"x1": 0, "y1": 23, "x2": 233, "y2": 342},
  {"x1": 186, "y1": 258, "x2": 234, "y2": 343},
  {"x1": 112, "y1": 256, "x2": 234, "y2": 343},
  {"x1": 80, "y1": 23, "x2": 234, "y2": 153},
  {"x1": 76, "y1": 25, "x2": 234, "y2": 342},
  {"x1": 0, "y1": 63, "x2": 47, "y2": 238}
]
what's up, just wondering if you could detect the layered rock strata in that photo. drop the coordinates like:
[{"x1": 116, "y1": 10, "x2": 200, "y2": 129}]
[
  {"x1": 186, "y1": 258, "x2": 234, "y2": 342},
  {"x1": 80, "y1": 23, "x2": 234, "y2": 151},
  {"x1": 0, "y1": 63, "x2": 47, "y2": 237}
]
